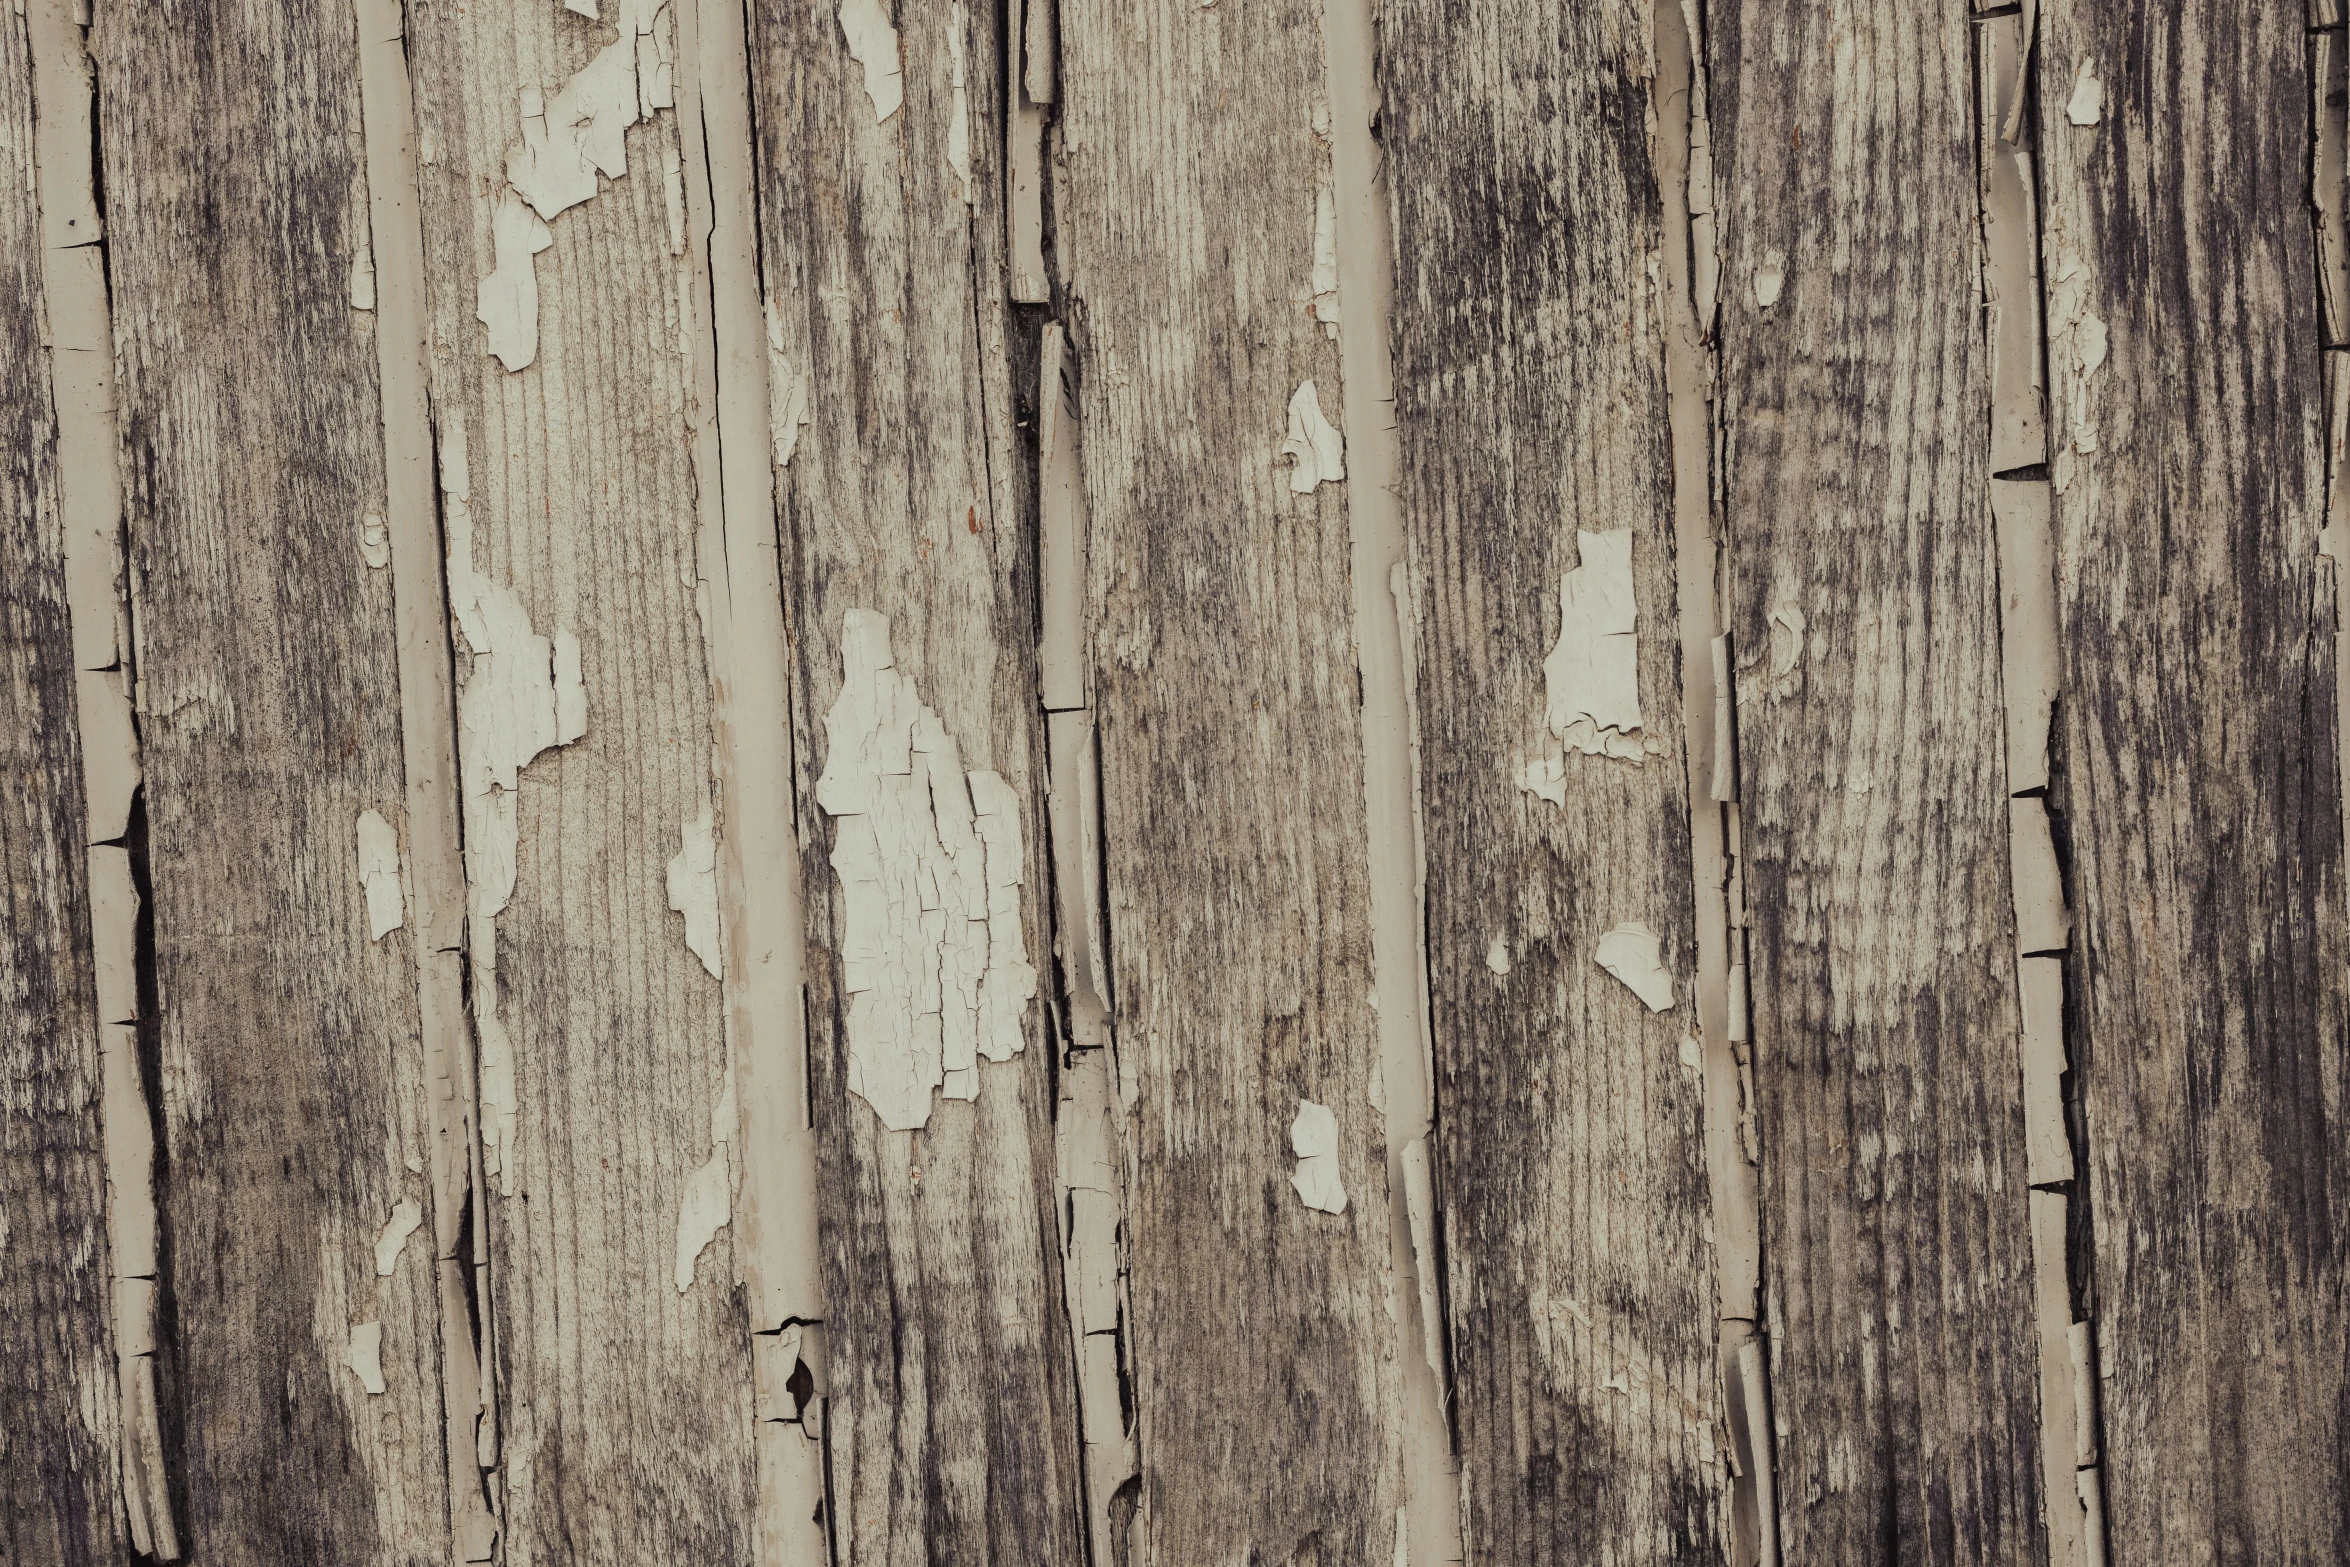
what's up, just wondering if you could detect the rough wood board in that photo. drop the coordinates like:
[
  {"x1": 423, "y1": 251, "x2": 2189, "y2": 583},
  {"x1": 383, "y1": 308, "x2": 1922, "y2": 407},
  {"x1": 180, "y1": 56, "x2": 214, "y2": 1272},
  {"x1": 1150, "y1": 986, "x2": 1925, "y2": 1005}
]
[
  {"x1": 1056, "y1": 0, "x2": 1406, "y2": 1556},
  {"x1": 749, "y1": 0, "x2": 1086, "y2": 1560},
  {"x1": 0, "y1": 14, "x2": 119, "y2": 1558},
  {"x1": 403, "y1": 0, "x2": 755, "y2": 1557},
  {"x1": 90, "y1": 1, "x2": 451, "y2": 1558},
  {"x1": 2035, "y1": 5, "x2": 2349, "y2": 1558},
  {"x1": 1379, "y1": 1, "x2": 1726, "y2": 1556},
  {"x1": 1708, "y1": 3, "x2": 2047, "y2": 1559}
]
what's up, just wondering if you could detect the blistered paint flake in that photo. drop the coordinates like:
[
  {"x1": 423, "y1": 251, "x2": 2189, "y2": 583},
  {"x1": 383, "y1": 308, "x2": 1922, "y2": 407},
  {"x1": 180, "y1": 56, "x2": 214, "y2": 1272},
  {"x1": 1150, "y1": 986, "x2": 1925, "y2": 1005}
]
[
  {"x1": 1281, "y1": 380, "x2": 1346, "y2": 491},
  {"x1": 815, "y1": 610, "x2": 1036, "y2": 1131},
  {"x1": 840, "y1": 0, "x2": 904, "y2": 122},
  {"x1": 356, "y1": 808, "x2": 405, "y2": 939},
  {"x1": 1520, "y1": 529, "x2": 1654, "y2": 792},
  {"x1": 667, "y1": 807, "x2": 725, "y2": 980},
  {"x1": 1595, "y1": 921, "x2": 1674, "y2": 1012}
]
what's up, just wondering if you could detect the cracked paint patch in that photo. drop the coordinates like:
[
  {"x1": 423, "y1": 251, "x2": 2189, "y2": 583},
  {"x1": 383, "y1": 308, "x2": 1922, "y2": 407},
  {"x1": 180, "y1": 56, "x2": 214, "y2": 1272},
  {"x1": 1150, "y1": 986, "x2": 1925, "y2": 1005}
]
[
  {"x1": 373, "y1": 1198, "x2": 423, "y2": 1276},
  {"x1": 675, "y1": 1065, "x2": 735, "y2": 1292},
  {"x1": 815, "y1": 610, "x2": 1037, "y2": 1131},
  {"x1": 667, "y1": 807, "x2": 724, "y2": 980},
  {"x1": 1281, "y1": 380, "x2": 1346, "y2": 492},
  {"x1": 478, "y1": 189, "x2": 552, "y2": 372},
  {"x1": 361, "y1": 511, "x2": 390, "y2": 569},
  {"x1": 840, "y1": 0, "x2": 904, "y2": 123},
  {"x1": 1289, "y1": 1099, "x2": 1347, "y2": 1214},
  {"x1": 946, "y1": 2, "x2": 973, "y2": 204},
  {"x1": 1530, "y1": 528, "x2": 1650, "y2": 773},
  {"x1": 356, "y1": 808, "x2": 405, "y2": 940},
  {"x1": 2065, "y1": 60, "x2": 2103, "y2": 127},
  {"x1": 1595, "y1": 921, "x2": 1674, "y2": 1012}
]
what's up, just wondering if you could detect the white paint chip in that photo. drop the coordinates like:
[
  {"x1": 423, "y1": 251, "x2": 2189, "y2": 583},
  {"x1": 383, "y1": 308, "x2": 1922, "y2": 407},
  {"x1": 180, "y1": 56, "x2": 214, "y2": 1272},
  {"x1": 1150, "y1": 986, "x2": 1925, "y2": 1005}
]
[
  {"x1": 1753, "y1": 248, "x2": 1785, "y2": 309},
  {"x1": 839, "y1": 0, "x2": 904, "y2": 123},
  {"x1": 1544, "y1": 529, "x2": 1644, "y2": 756},
  {"x1": 477, "y1": 188, "x2": 552, "y2": 372},
  {"x1": 1288, "y1": 1098, "x2": 1347, "y2": 1214},
  {"x1": 816, "y1": 610, "x2": 1037, "y2": 1130},
  {"x1": 1485, "y1": 936, "x2": 1511, "y2": 976},
  {"x1": 349, "y1": 249, "x2": 376, "y2": 312},
  {"x1": 1280, "y1": 379, "x2": 1346, "y2": 492},
  {"x1": 667, "y1": 808, "x2": 725, "y2": 980},
  {"x1": 345, "y1": 1321, "x2": 386, "y2": 1394},
  {"x1": 946, "y1": 3, "x2": 973, "y2": 204},
  {"x1": 373, "y1": 1198, "x2": 423, "y2": 1276},
  {"x1": 766, "y1": 299, "x2": 810, "y2": 468},
  {"x1": 675, "y1": 1069, "x2": 734, "y2": 1292},
  {"x1": 1311, "y1": 168, "x2": 1340, "y2": 325},
  {"x1": 360, "y1": 511, "x2": 390, "y2": 569},
  {"x1": 356, "y1": 808, "x2": 405, "y2": 940},
  {"x1": 2066, "y1": 60, "x2": 2104, "y2": 126},
  {"x1": 1595, "y1": 921, "x2": 1674, "y2": 1012},
  {"x1": 1517, "y1": 756, "x2": 1568, "y2": 804}
]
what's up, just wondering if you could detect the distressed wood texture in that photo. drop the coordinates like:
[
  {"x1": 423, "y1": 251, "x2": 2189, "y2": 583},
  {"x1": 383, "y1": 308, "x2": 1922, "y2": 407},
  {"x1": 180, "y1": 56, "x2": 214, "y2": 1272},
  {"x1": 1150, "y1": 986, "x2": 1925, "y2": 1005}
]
[
  {"x1": 1709, "y1": 3, "x2": 2047, "y2": 1560},
  {"x1": 751, "y1": 0, "x2": 1087, "y2": 1558},
  {"x1": 0, "y1": 13, "x2": 118, "y2": 1560},
  {"x1": 90, "y1": 1, "x2": 452, "y2": 1559},
  {"x1": 2035, "y1": 5, "x2": 2350, "y2": 1558},
  {"x1": 1379, "y1": 2, "x2": 1726, "y2": 1559},
  {"x1": 404, "y1": 0, "x2": 755, "y2": 1557},
  {"x1": 1056, "y1": 0, "x2": 1406, "y2": 1558}
]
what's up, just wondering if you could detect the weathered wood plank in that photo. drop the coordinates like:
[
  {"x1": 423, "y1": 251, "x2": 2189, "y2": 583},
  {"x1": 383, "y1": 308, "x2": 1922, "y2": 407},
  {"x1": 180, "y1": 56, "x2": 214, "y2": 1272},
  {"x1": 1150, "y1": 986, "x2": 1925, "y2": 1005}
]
[
  {"x1": 1708, "y1": 3, "x2": 2048, "y2": 1559},
  {"x1": 1379, "y1": 2, "x2": 1727, "y2": 1558},
  {"x1": 91, "y1": 0, "x2": 452, "y2": 1558},
  {"x1": 1056, "y1": 0, "x2": 1406, "y2": 1556},
  {"x1": 2034, "y1": 5, "x2": 2350, "y2": 1558},
  {"x1": 749, "y1": 0, "x2": 1087, "y2": 1557},
  {"x1": 0, "y1": 11, "x2": 119, "y2": 1559},
  {"x1": 403, "y1": 1, "x2": 755, "y2": 1556}
]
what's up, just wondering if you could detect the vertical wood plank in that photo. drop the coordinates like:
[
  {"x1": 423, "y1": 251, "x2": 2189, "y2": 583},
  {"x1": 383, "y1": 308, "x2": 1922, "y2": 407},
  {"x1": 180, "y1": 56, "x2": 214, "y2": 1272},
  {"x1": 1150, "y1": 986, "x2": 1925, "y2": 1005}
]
[
  {"x1": 1056, "y1": 0, "x2": 1406, "y2": 1556},
  {"x1": 1378, "y1": 2, "x2": 1728, "y2": 1558},
  {"x1": 403, "y1": 1, "x2": 755, "y2": 1557},
  {"x1": 2034, "y1": 4, "x2": 2349, "y2": 1558},
  {"x1": 91, "y1": 0, "x2": 452, "y2": 1558},
  {"x1": 1708, "y1": 3, "x2": 2048, "y2": 1559},
  {"x1": 749, "y1": 0, "x2": 1087, "y2": 1559},
  {"x1": 0, "y1": 11, "x2": 119, "y2": 1559}
]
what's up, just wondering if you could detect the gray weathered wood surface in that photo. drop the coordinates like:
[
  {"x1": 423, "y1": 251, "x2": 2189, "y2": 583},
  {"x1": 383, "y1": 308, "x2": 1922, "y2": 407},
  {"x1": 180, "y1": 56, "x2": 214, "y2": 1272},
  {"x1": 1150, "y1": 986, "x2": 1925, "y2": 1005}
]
[
  {"x1": 2035, "y1": 4, "x2": 2349, "y2": 1559},
  {"x1": 403, "y1": 1, "x2": 756, "y2": 1557},
  {"x1": 1, "y1": 14, "x2": 117, "y2": 1560},
  {"x1": 750, "y1": 0, "x2": 1088, "y2": 1555},
  {"x1": 1710, "y1": 2, "x2": 2048, "y2": 1559},
  {"x1": 5, "y1": 1, "x2": 2347, "y2": 1563},
  {"x1": 1056, "y1": 0, "x2": 1405, "y2": 1557},
  {"x1": 1379, "y1": 1, "x2": 1727, "y2": 1558},
  {"x1": 91, "y1": 0, "x2": 452, "y2": 1558}
]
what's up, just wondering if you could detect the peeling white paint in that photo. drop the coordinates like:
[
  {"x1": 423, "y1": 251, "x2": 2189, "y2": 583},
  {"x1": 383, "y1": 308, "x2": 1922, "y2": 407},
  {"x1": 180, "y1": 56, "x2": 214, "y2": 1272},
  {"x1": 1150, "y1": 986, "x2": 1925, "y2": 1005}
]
[
  {"x1": 477, "y1": 188, "x2": 552, "y2": 373},
  {"x1": 1281, "y1": 379, "x2": 1346, "y2": 492},
  {"x1": 361, "y1": 510, "x2": 390, "y2": 569},
  {"x1": 1484, "y1": 936, "x2": 1510, "y2": 976},
  {"x1": 441, "y1": 420, "x2": 587, "y2": 1192},
  {"x1": 345, "y1": 1320, "x2": 386, "y2": 1395},
  {"x1": 946, "y1": 3, "x2": 973, "y2": 204},
  {"x1": 1312, "y1": 166, "x2": 1341, "y2": 325},
  {"x1": 1595, "y1": 921, "x2": 1674, "y2": 1012},
  {"x1": 1288, "y1": 1099, "x2": 1347, "y2": 1214},
  {"x1": 815, "y1": 610, "x2": 1036, "y2": 1130},
  {"x1": 765, "y1": 299, "x2": 810, "y2": 468},
  {"x1": 1542, "y1": 528, "x2": 1645, "y2": 759},
  {"x1": 356, "y1": 808, "x2": 405, "y2": 940},
  {"x1": 2066, "y1": 60, "x2": 2104, "y2": 127},
  {"x1": 374, "y1": 1198, "x2": 423, "y2": 1276},
  {"x1": 565, "y1": 0, "x2": 597, "y2": 16},
  {"x1": 1516, "y1": 756, "x2": 1568, "y2": 804},
  {"x1": 1753, "y1": 248, "x2": 1785, "y2": 309},
  {"x1": 675, "y1": 1068, "x2": 735, "y2": 1292},
  {"x1": 839, "y1": 0, "x2": 904, "y2": 123},
  {"x1": 350, "y1": 248, "x2": 377, "y2": 311},
  {"x1": 1766, "y1": 600, "x2": 1807, "y2": 681},
  {"x1": 667, "y1": 807, "x2": 725, "y2": 980}
]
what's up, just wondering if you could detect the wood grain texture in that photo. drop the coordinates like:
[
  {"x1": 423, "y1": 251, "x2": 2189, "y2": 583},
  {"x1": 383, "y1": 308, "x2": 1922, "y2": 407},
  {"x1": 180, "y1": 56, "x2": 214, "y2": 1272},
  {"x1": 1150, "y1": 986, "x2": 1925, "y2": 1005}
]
[
  {"x1": 1056, "y1": 0, "x2": 1406, "y2": 1557},
  {"x1": 1378, "y1": 2, "x2": 1726, "y2": 1559},
  {"x1": 404, "y1": 1, "x2": 755, "y2": 1557},
  {"x1": 750, "y1": 0, "x2": 1088, "y2": 1556},
  {"x1": 1708, "y1": 3, "x2": 2047, "y2": 1560},
  {"x1": 0, "y1": 13, "x2": 119, "y2": 1559},
  {"x1": 2034, "y1": 5, "x2": 2350, "y2": 1558},
  {"x1": 91, "y1": 0, "x2": 451, "y2": 1558}
]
